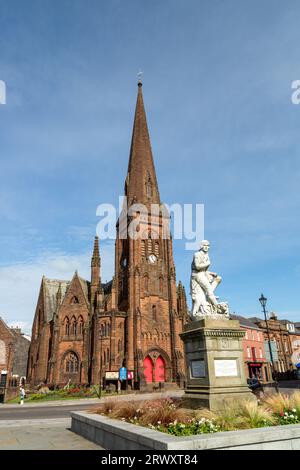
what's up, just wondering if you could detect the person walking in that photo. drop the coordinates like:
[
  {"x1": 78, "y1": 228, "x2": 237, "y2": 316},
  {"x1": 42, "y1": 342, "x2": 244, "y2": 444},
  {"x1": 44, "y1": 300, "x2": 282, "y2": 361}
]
[{"x1": 19, "y1": 386, "x2": 25, "y2": 405}]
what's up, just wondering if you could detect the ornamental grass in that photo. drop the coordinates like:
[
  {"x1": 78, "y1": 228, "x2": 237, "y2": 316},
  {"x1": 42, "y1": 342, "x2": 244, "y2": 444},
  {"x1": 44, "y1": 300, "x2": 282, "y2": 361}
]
[
  {"x1": 290, "y1": 391, "x2": 300, "y2": 414},
  {"x1": 262, "y1": 393, "x2": 293, "y2": 415},
  {"x1": 93, "y1": 391, "x2": 300, "y2": 435},
  {"x1": 139, "y1": 399, "x2": 191, "y2": 427},
  {"x1": 237, "y1": 401, "x2": 276, "y2": 428}
]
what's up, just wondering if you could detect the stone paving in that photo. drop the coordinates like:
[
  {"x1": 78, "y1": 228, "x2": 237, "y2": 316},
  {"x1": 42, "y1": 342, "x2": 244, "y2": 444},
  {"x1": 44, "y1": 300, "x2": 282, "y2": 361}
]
[{"x1": 0, "y1": 418, "x2": 102, "y2": 450}]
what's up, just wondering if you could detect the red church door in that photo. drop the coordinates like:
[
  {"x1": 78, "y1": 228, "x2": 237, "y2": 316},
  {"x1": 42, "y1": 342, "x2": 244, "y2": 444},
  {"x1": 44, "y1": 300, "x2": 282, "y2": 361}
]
[
  {"x1": 143, "y1": 356, "x2": 154, "y2": 383},
  {"x1": 154, "y1": 356, "x2": 165, "y2": 383}
]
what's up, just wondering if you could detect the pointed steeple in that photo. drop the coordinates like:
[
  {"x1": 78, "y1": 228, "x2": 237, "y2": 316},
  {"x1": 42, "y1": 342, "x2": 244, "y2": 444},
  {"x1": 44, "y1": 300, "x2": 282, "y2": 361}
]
[
  {"x1": 125, "y1": 82, "x2": 161, "y2": 207},
  {"x1": 91, "y1": 236, "x2": 101, "y2": 294},
  {"x1": 56, "y1": 282, "x2": 62, "y2": 308},
  {"x1": 91, "y1": 236, "x2": 100, "y2": 268}
]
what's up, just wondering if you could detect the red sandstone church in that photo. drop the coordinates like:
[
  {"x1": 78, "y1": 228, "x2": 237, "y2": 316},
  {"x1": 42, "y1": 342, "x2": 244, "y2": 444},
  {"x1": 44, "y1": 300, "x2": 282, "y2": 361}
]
[{"x1": 27, "y1": 82, "x2": 189, "y2": 390}]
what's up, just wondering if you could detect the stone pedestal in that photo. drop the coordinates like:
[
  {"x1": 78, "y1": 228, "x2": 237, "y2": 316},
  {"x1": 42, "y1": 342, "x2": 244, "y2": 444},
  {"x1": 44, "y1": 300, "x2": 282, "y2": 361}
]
[{"x1": 180, "y1": 318, "x2": 256, "y2": 410}]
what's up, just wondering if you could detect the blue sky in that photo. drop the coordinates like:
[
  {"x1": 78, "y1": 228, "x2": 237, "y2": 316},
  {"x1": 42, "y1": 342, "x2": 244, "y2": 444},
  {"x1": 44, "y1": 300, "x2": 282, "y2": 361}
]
[{"x1": 0, "y1": 0, "x2": 300, "y2": 333}]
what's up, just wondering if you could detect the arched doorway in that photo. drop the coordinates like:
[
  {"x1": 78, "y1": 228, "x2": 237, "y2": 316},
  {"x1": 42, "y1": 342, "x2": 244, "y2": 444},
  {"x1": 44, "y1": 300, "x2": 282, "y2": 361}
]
[
  {"x1": 154, "y1": 356, "x2": 166, "y2": 383},
  {"x1": 143, "y1": 355, "x2": 166, "y2": 383},
  {"x1": 143, "y1": 356, "x2": 153, "y2": 383}
]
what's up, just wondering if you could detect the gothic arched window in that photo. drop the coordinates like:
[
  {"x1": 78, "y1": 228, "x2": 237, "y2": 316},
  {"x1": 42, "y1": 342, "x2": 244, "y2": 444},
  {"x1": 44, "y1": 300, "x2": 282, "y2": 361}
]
[
  {"x1": 152, "y1": 305, "x2": 157, "y2": 321},
  {"x1": 146, "y1": 175, "x2": 152, "y2": 198},
  {"x1": 64, "y1": 317, "x2": 70, "y2": 336},
  {"x1": 147, "y1": 233, "x2": 152, "y2": 255},
  {"x1": 65, "y1": 352, "x2": 79, "y2": 373},
  {"x1": 155, "y1": 241, "x2": 160, "y2": 257},
  {"x1": 144, "y1": 275, "x2": 149, "y2": 292},
  {"x1": 71, "y1": 296, "x2": 79, "y2": 304},
  {"x1": 78, "y1": 316, "x2": 84, "y2": 336},
  {"x1": 141, "y1": 240, "x2": 146, "y2": 258},
  {"x1": 71, "y1": 317, "x2": 77, "y2": 336}
]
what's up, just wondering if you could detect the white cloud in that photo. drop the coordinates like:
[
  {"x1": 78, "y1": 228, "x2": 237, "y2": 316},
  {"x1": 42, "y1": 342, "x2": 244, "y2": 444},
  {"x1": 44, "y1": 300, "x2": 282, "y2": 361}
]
[{"x1": 0, "y1": 243, "x2": 115, "y2": 335}]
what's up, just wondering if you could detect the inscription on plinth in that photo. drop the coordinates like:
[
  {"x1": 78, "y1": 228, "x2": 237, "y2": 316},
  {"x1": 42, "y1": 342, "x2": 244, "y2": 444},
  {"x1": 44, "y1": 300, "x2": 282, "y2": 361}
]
[
  {"x1": 180, "y1": 318, "x2": 256, "y2": 410},
  {"x1": 191, "y1": 360, "x2": 206, "y2": 378},
  {"x1": 214, "y1": 359, "x2": 238, "y2": 377}
]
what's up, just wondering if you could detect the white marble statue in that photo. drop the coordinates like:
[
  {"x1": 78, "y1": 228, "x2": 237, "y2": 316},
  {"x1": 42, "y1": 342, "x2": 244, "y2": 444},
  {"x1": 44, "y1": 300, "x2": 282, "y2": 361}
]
[{"x1": 190, "y1": 240, "x2": 229, "y2": 319}]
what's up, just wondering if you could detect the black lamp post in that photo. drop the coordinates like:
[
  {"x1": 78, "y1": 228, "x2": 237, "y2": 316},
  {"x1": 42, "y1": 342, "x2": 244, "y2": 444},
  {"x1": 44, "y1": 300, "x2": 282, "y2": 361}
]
[
  {"x1": 99, "y1": 326, "x2": 104, "y2": 398},
  {"x1": 259, "y1": 294, "x2": 278, "y2": 391}
]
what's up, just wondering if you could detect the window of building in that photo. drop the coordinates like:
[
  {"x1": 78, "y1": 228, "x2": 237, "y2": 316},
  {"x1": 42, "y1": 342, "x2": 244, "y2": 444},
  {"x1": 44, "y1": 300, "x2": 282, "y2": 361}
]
[
  {"x1": 259, "y1": 348, "x2": 263, "y2": 358},
  {"x1": 147, "y1": 235, "x2": 152, "y2": 254},
  {"x1": 71, "y1": 296, "x2": 79, "y2": 304},
  {"x1": 245, "y1": 330, "x2": 248, "y2": 340},
  {"x1": 146, "y1": 176, "x2": 152, "y2": 198},
  {"x1": 159, "y1": 277, "x2": 163, "y2": 293},
  {"x1": 78, "y1": 317, "x2": 84, "y2": 336},
  {"x1": 247, "y1": 347, "x2": 251, "y2": 358},
  {"x1": 152, "y1": 305, "x2": 157, "y2": 322},
  {"x1": 141, "y1": 240, "x2": 146, "y2": 258},
  {"x1": 65, "y1": 352, "x2": 79, "y2": 373},
  {"x1": 71, "y1": 317, "x2": 77, "y2": 336},
  {"x1": 64, "y1": 317, "x2": 70, "y2": 336}
]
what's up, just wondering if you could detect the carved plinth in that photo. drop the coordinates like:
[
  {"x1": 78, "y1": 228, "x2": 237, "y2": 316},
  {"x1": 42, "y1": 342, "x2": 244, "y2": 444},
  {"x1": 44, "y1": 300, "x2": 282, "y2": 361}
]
[{"x1": 180, "y1": 318, "x2": 256, "y2": 410}]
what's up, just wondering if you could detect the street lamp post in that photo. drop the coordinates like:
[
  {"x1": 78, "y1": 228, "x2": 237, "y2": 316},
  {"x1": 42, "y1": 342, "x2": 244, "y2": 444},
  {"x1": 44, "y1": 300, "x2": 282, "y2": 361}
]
[
  {"x1": 99, "y1": 326, "x2": 104, "y2": 398},
  {"x1": 259, "y1": 294, "x2": 278, "y2": 392}
]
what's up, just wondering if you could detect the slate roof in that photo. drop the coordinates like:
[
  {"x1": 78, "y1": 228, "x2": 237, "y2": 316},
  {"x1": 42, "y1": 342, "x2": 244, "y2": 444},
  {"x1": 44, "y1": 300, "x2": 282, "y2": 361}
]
[
  {"x1": 248, "y1": 317, "x2": 264, "y2": 324},
  {"x1": 42, "y1": 276, "x2": 111, "y2": 321},
  {"x1": 230, "y1": 314, "x2": 262, "y2": 330},
  {"x1": 43, "y1": 278, "x2": 70, "y2": 322}
]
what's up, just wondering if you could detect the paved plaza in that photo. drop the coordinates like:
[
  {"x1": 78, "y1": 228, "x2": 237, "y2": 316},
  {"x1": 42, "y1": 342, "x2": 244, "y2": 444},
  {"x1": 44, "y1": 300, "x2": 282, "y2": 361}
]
[
  {"x1": 0, "y1": 385, "x2": 298, "y2": 450},
  {"x1": 0, "y1": 390, "x2": 183, "y2": 450},
  {"x1": 0, "y1": 418, "x2": 102, "y2": 450}
]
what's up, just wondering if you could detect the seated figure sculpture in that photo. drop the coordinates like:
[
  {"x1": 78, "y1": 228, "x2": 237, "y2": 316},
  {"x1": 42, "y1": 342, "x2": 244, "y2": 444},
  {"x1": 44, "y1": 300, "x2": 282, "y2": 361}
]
[{"x1": 190, "y1": 240, "x2": 229, "y2": 319}]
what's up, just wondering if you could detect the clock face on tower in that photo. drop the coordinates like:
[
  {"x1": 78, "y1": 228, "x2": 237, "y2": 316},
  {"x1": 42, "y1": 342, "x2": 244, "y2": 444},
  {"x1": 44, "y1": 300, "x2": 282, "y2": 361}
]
[{"x1": 148, "y1": 254, "x2": 157, "y2": 264}]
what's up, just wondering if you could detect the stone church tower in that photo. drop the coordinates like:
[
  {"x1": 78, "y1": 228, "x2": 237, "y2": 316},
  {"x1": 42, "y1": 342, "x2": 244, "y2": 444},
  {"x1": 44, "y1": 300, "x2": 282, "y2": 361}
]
[
  {"x1": 27, "y1": 81, "x2": 188, "y2": 390},
  {"x1": 115, "y1": 81, "x2": 186, "y2": 386}
]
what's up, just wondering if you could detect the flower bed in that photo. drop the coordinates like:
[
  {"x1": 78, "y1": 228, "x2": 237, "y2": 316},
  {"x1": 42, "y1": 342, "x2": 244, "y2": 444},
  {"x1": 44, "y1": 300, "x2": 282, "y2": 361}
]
[
  {"x1": 6, "y1": 384, "x2": 110, "y2": 403},
  {"x1": 93, "y1": 392, "x2": 300, "y2": 435}
]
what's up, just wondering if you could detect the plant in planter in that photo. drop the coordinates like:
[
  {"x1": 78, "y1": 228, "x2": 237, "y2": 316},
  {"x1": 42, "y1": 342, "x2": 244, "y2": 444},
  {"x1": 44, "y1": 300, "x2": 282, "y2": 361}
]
[{"x1": 93, "y1": 392, "x2": 300, "y2": 436}]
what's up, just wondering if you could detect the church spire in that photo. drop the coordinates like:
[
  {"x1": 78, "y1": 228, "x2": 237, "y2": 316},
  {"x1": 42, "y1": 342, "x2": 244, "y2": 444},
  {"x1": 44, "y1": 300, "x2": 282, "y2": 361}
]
[
  {"x1": 91, "y1": 236, "x2": 100, "y2": 267},
  {"x1": 91, "y1": 236, "x2": 100, "y2": 287},
  {"x1": 125, "y1": 82, "x2": 161, "y2": 207}
]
